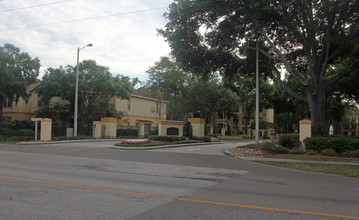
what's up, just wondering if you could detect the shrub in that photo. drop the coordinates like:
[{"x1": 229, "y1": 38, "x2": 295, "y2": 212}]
[
  {"x1": 190, "y1": 136, "x2": 202, "y2": 140},
  {"x1": 0, "y1": 128, "x2": 16, "y2": 136},
  {"x1": 321, "y1": 148, "x2": 337, "y2": 156},
  {"x1": 203, "y1": 136, "x2": 211, "y2": 142},
  {"x1": 147, "y1": 135, "x2": 185, "y2": 142},
  {"x1": 304, "y1": 136, "x2": 359, "y2": 153},
  {"x1": 341, "y1": 150, "x2": 359, "y2": 158},
  {"x1": 16, "y1": 129, "x2": 35, "y2": 137},
  {"x1": 183, "y1": 121, "x2": 193, "y2": 138},
  {"x1": 278, "y1": 133, "x2": 300, "y2": 149},
  {"x1": 261, "y1": 142, "x2": 289, "y2": 154}
]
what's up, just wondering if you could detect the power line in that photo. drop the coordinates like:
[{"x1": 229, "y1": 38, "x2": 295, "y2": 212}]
[
  {"x1": 0, "y1": 0, "x2": 73, "y2": 13},
  {"x1": 0, "y1": 7, "x2": 167, "y2": 32}
]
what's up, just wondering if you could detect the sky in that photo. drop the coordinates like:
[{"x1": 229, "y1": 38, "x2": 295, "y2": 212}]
[{"x1": 0, "y1": 0, "x2": 174, "y2": 82}]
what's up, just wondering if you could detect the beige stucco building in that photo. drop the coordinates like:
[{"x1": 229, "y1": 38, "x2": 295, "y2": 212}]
[{"x1": 2, "y1": 84, "x2": 168, "y2": 129}]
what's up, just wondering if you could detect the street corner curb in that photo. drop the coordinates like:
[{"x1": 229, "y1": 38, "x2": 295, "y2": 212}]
[{"x1": 224, "y1": 150, "x2": 235, "y2": 157}]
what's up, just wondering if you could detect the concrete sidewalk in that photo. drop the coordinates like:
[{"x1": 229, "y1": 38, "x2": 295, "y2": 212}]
[{"x1": 224, "y1": 150, "x2": 359, "y2": 166}]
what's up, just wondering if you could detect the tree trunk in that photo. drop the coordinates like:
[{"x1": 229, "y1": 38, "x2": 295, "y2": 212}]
[{"x1": 309, "y1": 93, "x2": 325, "y2": 136}]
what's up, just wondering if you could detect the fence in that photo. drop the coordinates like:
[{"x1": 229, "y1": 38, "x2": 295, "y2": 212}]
[{"x1": 117, "y1": 125, "x2": 139, "y2": 137}]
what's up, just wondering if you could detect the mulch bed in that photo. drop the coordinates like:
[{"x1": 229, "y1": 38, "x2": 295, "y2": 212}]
[{"x1": 229, "y1": 148, "x2": 269, "y2": 157}]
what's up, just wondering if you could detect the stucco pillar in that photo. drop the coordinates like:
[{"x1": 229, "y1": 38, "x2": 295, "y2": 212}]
[
  {"x1": 101, "y1": 117, "x2": 117, "y2": 139},
  {"x1": 40, "y1": 118, "x2": 52, "y2": 141},
  {"x1": 138, "y1": 123, "x2": 145, "y2": 137},
  {"x1": 92, "y1": 121, "x2": 102, "y2": 139},
  {"x1": 188, "y1": 118, "x2": 205, "y2": 137},
  {"x1": 299, "y1": 119, "x2": 311, "y2": 150}
]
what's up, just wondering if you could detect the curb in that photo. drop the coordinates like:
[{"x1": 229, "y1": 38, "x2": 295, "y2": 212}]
[
  {"x1": 112, "y1": 142, "x2": 222, "y2": 150},
  {"x1": 237, "y1": 157, "x2": 359, "y2": 166},
  {"x1": 223, "y1": 150, "x2": 235, "y2": 157},
  {"x1": 17, "y1": 139, "x2": 122, "y2": 145},
  {"x1": 223, "y1": 150, "x2": 359, "y2": 166}
]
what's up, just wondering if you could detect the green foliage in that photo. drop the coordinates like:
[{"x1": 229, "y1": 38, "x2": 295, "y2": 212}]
[
  {"x1": 202, "y1": 136, "x2": 211, "y2": 142},
  {"x1": 0, "y1": 43, "x2": 40, "y2": 124},
  {"x1": 321, "y1": 149, "x2": 337, "y2": 156},
  {"x1": 261, "y1": 142, "x2": 289, "y2": 154},
  {"x1": 304, "y1": 136, "x2": 359, "y2": 154},
  {"x1": 341, "y1": 150, "x2": 359, "y2": 158},
  {"x1": 183, "y1": 121, "x2": 193, "y2": 138},
  {"x1": 51, "y1": 136, "x2": 92, "y2": 141},
  {"x1": 35, "y1": 60, "x2": 132, "y2": 123},
  {"x1": 0, "y1": 128, "x2": 34, "y2": 141},
  {"x1": 278, "y1": 134, "x2": 301, "y2": 150},
  {"x1": 160, "y1": 0, "x2": 359, "y2": 136},
  {"x1": 147, "y1": 135, "x2": 186, "y2": 142}
]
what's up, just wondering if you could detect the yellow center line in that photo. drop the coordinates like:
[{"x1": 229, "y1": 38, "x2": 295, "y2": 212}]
[{"x1": 1, "y1": 175, "x2": 358, "y2": 219}]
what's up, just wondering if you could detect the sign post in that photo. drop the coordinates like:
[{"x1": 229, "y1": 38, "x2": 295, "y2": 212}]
[{"x1": 31, "y1": 118, "x2": 42, "y2": 141}]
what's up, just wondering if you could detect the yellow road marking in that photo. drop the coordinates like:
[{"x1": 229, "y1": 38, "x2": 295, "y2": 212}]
[{"x1": 1, "y1": 175, "x2": 359, "y2": 219}]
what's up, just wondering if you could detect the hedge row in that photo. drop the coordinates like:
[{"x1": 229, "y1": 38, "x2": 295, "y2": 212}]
[
  {"x1": 304, "y1": 136, "x2": 359, "y2": 153},
  {"x1": 147, "y1": 135, "x2": 211, "y2": 142},
  {"x1": 0, "y1": 128, "x2": 35, "y2": 137},
  {"x1": 0, "y1": 136, "x2": 33, "y2": 141}
]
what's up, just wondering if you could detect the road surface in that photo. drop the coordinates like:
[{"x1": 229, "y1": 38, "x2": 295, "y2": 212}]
[{"x1": 0, "y1": 141, "x2": 358, "y2": 219}]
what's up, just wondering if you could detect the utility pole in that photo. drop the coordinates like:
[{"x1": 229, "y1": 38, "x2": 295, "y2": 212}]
[{"x1": 255, "y1": 40, "x2": 259, "y2": 144}]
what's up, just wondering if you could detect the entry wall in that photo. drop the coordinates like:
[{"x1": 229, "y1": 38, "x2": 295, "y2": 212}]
[{"x1": 158, "y1": 120, "x2": 183, "y2": 137}]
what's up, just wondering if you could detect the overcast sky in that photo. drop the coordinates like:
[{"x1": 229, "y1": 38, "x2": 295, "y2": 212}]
[{"x1": 0, "y1": 0, "x2": 174, "y2": 82}]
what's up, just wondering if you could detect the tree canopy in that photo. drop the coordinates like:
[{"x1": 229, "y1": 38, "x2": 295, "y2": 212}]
[
  {"x1": 0, "y1": 43, "x2": 40, "y2": 124},
  {"x1": 160, "y1": 0, "x2": 359, "y2": 136},
  {"x1": 35, "y1": 60, "x2": 132, "y2": 122},
  {"x1": 141, "y1": 56, "x2": 239, "y2": 125}
]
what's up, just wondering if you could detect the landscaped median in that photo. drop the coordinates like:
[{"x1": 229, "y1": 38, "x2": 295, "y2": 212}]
[
  {"x1": 113, "y1": 135, "x2": 219, "y2": 149},
  {"x1": 228, "y1": 134, "x2": 359, "y2": 178}
]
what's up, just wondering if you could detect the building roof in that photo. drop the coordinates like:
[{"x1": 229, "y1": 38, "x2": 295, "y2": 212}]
[
  {"x1": 131, "y1": 90, "x2": 169, "y2": 103},
  {"x1": 26, "y1": 83, "x2": 40, "y2": 92}
]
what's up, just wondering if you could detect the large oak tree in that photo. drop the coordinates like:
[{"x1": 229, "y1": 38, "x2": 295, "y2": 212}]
[
  {"x1": 160, "y1": 0, "x2": 359, "y2": 136},
  {"x1": 0, "y1": 43, "x2": 40, "y2": 125}
]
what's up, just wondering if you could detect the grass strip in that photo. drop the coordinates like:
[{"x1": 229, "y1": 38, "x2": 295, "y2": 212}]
[{"x1": 258, "y1": 161, "x2": 359, "y2": 178}]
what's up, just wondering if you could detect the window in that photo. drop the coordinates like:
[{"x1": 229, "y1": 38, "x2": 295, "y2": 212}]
[
  {"x1": 127, "y1": 99, "x2": 131, "y2": 110},
  {"x1": 156, "y1": 103, "x2": 159, "y2": 113},
  {"x1": 3, "y1": 97, "x2": 11, "y2": 108}
]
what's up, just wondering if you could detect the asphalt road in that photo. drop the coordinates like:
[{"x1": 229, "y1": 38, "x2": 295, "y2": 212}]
[{"x1": 0, "y1": 141, "x2": 358, "y2": 220}]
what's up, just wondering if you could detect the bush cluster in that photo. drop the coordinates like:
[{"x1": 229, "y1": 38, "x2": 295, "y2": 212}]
[
  {"x1": 278, "y1": 134, "x2": 301, "y2": 149},
  {"x1": 0, "y1": 128, "x2": 35, "y2": 141},
  {"x1": 304, "y1": 136, "x2": 359, "y2": 154},
  {"x1": 52, "y1": 136, "x2": 93, "y2": 141},
  {"x1": 261, "y1": 142, "x2": 304, "y2": 154},
  {"x1": 147, "y1": 135, "x2": 186, "y2": 142},
  {"x1": 183, "y1": 121, "x2": 193, "y2": 138}
]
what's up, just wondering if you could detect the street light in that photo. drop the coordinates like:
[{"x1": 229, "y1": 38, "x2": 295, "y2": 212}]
[{"x1": 74, "y1": 43, "x2": 93, "y2": 136}]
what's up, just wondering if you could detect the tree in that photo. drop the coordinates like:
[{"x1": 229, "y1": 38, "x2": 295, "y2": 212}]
[
  {"x1": 183, "y1": 120, "x2": 193, "y2": 138},
  {"x1": 160, "y1": 0, "x2": 359, "y2": 136},
  {"x1": 269, "y1": 81, "x2": 309, "y2": 133},
  {"x1": 0, "y1": 43, "x2": 40, "y2": 125},
  {"x1": 35, "y1": 60, "x2": 132, "y2": 122},
  {"x1": 142, "y1": 57, "x2": 190, "y2": 120}
]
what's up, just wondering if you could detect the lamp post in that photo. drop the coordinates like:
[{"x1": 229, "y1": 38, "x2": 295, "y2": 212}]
[
  {"x1": 74, "y1": 43, "x2": 93, "y2": 136},
  {"x1": 255, "y1": 40, "x2": 259, "y2": 144}
]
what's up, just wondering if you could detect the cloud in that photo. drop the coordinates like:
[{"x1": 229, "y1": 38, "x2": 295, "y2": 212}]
[{"x1": 0, "y1": 0, "x2": 172, "y2": 80}]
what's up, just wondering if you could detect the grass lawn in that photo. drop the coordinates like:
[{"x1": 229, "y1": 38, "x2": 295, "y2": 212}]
[
  {"x1": 266, "y1": 154, "x2": 359, "y2": 163},
  {"x1": 258, "y1": 161, "x2": 359, "y2": 178}
]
